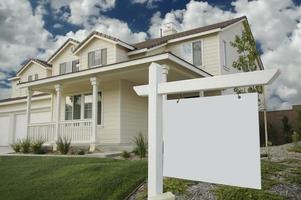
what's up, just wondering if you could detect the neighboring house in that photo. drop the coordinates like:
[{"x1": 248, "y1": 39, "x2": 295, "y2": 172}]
[{"x1": 0, "y1": 16, "x2": 263, "y2": 151}]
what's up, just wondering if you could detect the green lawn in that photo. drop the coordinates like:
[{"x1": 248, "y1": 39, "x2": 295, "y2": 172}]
[{"x1": 0, "y1": 156, "x2": 147, "y2": 200}]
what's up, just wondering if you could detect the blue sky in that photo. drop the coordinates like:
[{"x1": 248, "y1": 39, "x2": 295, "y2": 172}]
[{"x1": 1, "y1": 0, "x2": 301, "y2": 110}]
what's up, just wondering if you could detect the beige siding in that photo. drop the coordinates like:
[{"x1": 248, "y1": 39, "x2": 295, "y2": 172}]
[
  {"x1": 79, "y1": 38, "x2": 116, "y2": 70},
  {"x1": 19, "y1": 62, "x2": 48, "y2": 82},
  {"x1": 10, "y1": 79, "x2": 27, "y2": 98},
  {"x1": 0, "y1": 97, "x2": 51, "y2": 115},
  {"x1": 120, "y1": 80, "x2": 148, "y2": 144},
  {"x1": 98, "y1": 81, "x2": 121, "y2": 144},
  {"x1": 51, "y1": 44, "x2": 79, "y2": 76},
  {"x1": 116, "y1": 46, "x2": 129, "y2": 62}
]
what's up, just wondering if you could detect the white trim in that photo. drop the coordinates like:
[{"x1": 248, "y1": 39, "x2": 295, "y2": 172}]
[
  {"x1": 19, "y1": 53, "x2": 210, "y2": 89},
  {"x1": 134, "y1": 69, "x2": 280, "y2": 96},
  {"x1": 128, "y1": 43, "x2": 168, "y2": 56},
  {"x1": 48, "y1": 40, "x2": 79, "y2": 63},
  {"x1": 168, "y1": 28, "x2": 221, "y2": 44},
  {"x1": 0, "y1": 95, "x2": 51, "y2": 106},
  {"x1": 127, "y1": 48, "x2": 147, "y2": 55},
  {"x1": 8, "y1": 76, "x2": 20, "y2": 81},
  {"x1": 74, "y1": 34, "x2": 134, "y2": 55},
  {"x1": 17, "y1": 60, "x2": 52, "y2": 76}
]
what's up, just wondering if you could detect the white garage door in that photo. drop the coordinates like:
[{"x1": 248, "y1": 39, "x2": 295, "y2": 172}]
[
  {"x1": 15, "y1": 114, "x2": 26, "y2": 141},
  {"x1": 14, "y1": 111, "x2": 51, "y2": 142},
  {"x1": 0, "y1": 116, "x2": 10, "y2": 146}
]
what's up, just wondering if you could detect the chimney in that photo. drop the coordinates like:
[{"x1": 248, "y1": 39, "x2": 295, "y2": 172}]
[{"x1": 161, "y1": 22, "x2": 178, "y2": 37}]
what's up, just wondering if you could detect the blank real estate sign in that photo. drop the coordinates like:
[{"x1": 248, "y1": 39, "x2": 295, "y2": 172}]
[{"x1": 163, "y1": 93, "x2": 261, "y2": 189}]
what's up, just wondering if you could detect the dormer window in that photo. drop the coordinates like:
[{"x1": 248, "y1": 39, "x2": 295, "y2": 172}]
[{"x1": 88, "y1": 48, "x2": 107, "y2": 68}]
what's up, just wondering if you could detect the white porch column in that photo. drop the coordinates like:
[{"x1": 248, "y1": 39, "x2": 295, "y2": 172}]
[
  {"x1": 148, "y1": 62, "x2": 166, "y2": 199},
  {"x1": 90, "y1": 77, "x2": 99, "y2": 152},
  {"x1": 54, "y1": 84, "x2": 62, "y2": 150},
  {"x1": 26, "y1": 88, "x2": 33, "y2": 138}
]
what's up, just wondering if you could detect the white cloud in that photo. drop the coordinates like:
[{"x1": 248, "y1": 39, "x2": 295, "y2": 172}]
[
  {"x1": 50, "y1": 0, "x2": 116, "y2": 25},
  {"x1": 131, "y1": 0, "x2": 162, "y2": 8},
  {"x1": 0, "y1": 0, "x2": 52, "y2": 71},
  {"x1": 53, "y1": 23, "x2": 63, "y2": 29},
  {"x1": 148, "y1": 0, "x2": 301, "y2": 110}
]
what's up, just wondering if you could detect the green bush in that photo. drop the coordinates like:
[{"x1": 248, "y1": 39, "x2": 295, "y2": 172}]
[
  {"x1": 10, "y1": 140, "x2": 21, "y2": 153},
  {"x1": 122, "y1": 150, "x2": 131, "y2": 159},
  {"x1": 56, "y1": 136, "x2": 71, "y2": 154},
  {"x1": 133, "y1": 132, "x2": 147, "y2": 158},
  {"x1": 163, "y1": 178, "x2": 190, "y2": 195},
  {"x1": 20, "y1": 138, "x2": 31, "y2": 153},
  {"x1": 31, "y1": 139, "x2": 45, "y2": 154},
  {"x1": 292, "y1": 131, "x2": 300, "y2": 147}
]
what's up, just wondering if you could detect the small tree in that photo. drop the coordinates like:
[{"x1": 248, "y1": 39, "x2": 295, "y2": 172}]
[
  {"x1": 230, "y1": 21, "x2": 263, "y2": 96},
  {"x1": 282, "y1": 116, "x2": 293, "y2": 143}
]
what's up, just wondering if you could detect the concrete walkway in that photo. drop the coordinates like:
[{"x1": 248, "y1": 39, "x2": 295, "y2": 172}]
[{"x1": 0, "y1": 146, "x2": 14, "y2": 155}]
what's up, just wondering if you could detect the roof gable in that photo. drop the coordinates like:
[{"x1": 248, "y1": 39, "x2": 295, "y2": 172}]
[
  {"x1": 47, "y1": 38, "x2": 80, "y2": 63},
  {"x1": 16, "y1": 59, "x2": 52, "y2": 76},
  {"x1": 73, "y1": 31, "x2": 135, "y2": 54}
]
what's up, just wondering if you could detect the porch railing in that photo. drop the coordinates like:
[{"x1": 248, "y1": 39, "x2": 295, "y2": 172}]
[
  {"x1": 28, "y1": 119, "x2": 92, "y2": 144},
  {"x1": 59, "y1": 120, "x2": 92, "y2": 143},
  {"x1": 28, "y1": 122, "x2": 56, "y2": 143}
]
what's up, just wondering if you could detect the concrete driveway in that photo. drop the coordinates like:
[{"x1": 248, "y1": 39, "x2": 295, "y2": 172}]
[{"x1": 0, "y1": 146, "x2": 13, "y2": 155}]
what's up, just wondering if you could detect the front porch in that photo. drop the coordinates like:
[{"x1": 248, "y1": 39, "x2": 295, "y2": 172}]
[{"x1": 21, "y1": 54, "x2": 208, "y2": 151}]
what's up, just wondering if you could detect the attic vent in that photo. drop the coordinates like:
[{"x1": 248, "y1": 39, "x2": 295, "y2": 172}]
[
  {"x1": 161, "y1": 22, "x2": 178, "y2": 37},
  {"x1": 70, "y1": 46, "x2": 74, "y2": 52}
]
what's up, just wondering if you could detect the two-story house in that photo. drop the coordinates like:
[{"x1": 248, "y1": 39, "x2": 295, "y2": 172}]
[{"x1": 0, "y1": 16, "x2": 263, "y2": 151}]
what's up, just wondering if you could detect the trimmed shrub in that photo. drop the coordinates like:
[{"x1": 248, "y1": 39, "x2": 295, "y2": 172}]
[
  {"x1": 31, "y1": 139, "x2": 45, "y2": 154},
  {"x1": 133, "y1": 132, "x2": 147, "y2": 158},
  {"x1": 20, "y1": 138, "x2": 31, "y2": 153},
  {"x1": 56, "y1": 136, "x2": 71, "y2": 154},
  {"x1": 10, "y1": 140, "x2": 21, "y2": 153},
  {"x1": 77, "y1": 149, "x2": 85, "y2": 155}
]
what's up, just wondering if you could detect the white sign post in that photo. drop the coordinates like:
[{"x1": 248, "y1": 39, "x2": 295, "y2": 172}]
[{"x1": 134, "y1": 63, "x2": 279, "y2": 199}]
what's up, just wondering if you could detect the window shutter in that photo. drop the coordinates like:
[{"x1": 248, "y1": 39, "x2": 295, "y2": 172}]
[
  {"x1": 60, "y1": 63, "x2": 66, "y2": 74},
  {"x1": 182, "y1": 43, "x2": 193, "y2": 63},
  {"x1": 72, "y1": 60, "x2": 79, "y2": 72},
  {"x1": 192, "y1": 41, "x2": 202, "y2": 66},
  {"x1": 101, "y1": 48, "x2": 107, "y2": 65},
  {"x1": 88, "y1": 51, "x2": 94, "y2": 68}
]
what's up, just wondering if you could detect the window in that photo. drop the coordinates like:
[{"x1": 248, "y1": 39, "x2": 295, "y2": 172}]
[
  {"x1": 84, "y1": 92, "x2": 102, "y2": 124},
  {"x1": 60, "y1": 60, "x2": 79, "y2": 75},
  {"x1": 28, "y1": 75, "x2": 32, "y2": 82},
  {"x1": 88, "y1": 49, "x2": 107, "y2": 68},
  {"x1": 34, "y1": 74, "x2": 39, "y2": 80},
  {"x1": 222, "y1": 40, "x2": 227, "y2": 67},
  {"x1": 182, "y1": 40, "x2": 203, "y2": 67},
  {"x1": 65, "y1": 93, "x2": 102, "y2": 124},
  {"x1": 65, "y1": 95, "x2": 81, "y2": 120}
]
